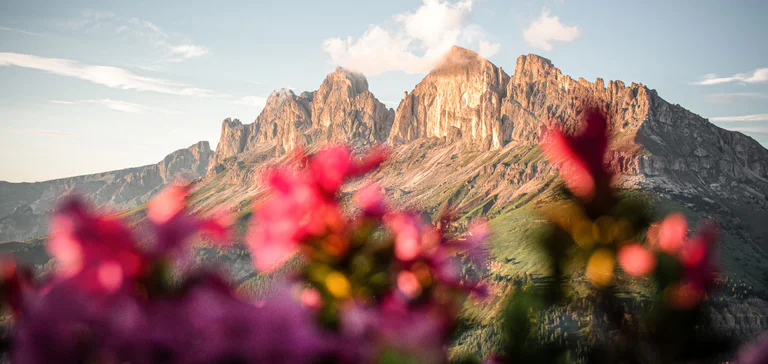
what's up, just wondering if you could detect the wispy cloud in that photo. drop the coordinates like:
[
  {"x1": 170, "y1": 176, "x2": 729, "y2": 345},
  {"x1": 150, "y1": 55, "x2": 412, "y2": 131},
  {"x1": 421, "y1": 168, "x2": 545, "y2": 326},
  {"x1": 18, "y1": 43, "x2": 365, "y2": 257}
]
[
  {"x1": 727, "y1": 126, "x2": 768, "y2": 134},
  {"x1": 0, "y1": 26, "x2": 45, "y2": 37},
  {"x1": 710, "y1": 113, "x2": 768, "y2": 122},
  {"x1": 168, "y1": 44, "x2": 209, "y2": 62},
  {"x1": 692, "y1": 68, "x2": 768, "y2": 85},
  {"x1": 705, "y1": 92, "x2": 768, "y2": 103},
  {"x1": 0, "y1": 52, "x2": 219, "y2": 97},
  {"x1": 68, "y1": 10, "x2": 209, "y2": 63},
  {"x1": 323, "y1": 0, "x2": 500, "y2": 75},
  {"x1": 523, "y1": 8, "x2": 580, "y2": 51},
  {"x1": 232, "y1": 96, "x2": 268, "y2": 108},
  {"x1": 50, "y1": 99, "x2": 182, "y2": 114},
  {"x1": 7, "y1": 128, "x2": 82, "y2": 138}
]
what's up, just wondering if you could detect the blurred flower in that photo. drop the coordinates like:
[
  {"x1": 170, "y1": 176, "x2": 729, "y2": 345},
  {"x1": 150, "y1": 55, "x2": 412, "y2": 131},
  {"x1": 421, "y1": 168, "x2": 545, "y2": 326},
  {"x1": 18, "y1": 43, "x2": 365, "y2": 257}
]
[
  {"x1": 397, "y1": 270, "x2": 422, "y2": 299},
  {"x1": 48, "y1": 198, "x2": 146, "y2": 293},
  {"x1": 617, "y1": 243, "x2": 656, "y2": 277},
  {"x1": 385, "y1": 213, "x2": 423, "y2": 262},
  {"x1": 247, "y1": 146, "x2": 386, "y2": 273},
  {"x1": 587, "y1": 249, "x2": 615, "y2": 288},
  {"x1": 150, "y1": 185, "x2": 235, "y2": 255},
  {"x1": 542, "y1": 108, "x2": 611, "y2": 202},
  {"x1": 734, "y1": 332, "x2": 768, "y2": 364},
  {"x1": 300, "y1": 287, "x2": 322, "y2": 310},
  {"x1": 355, "y1": 183, "x2": 386, "y2": 217},
  {"x1": 658, "y1": 212, "x2": 688, "y2": 254},
  {"x1": 148, "y1": 184, "x2": 189, "y2": 225}
]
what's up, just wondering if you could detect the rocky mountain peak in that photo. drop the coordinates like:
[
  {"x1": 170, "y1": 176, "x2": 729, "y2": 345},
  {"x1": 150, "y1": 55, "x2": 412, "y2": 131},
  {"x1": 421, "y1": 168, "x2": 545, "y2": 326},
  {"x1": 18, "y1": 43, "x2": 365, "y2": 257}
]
[
  {"x1": 209, "y1": 68, "x2": 393, "y2": 169},
  {"x1": 323, "y1": 66, "x2": 369, "y2": 97},
  {"x1": 511, "y1": 54, "x2": 561, "y2": 83},
  {"x1": 388, "y1": 46, "x2": 510, "y2": 148}
]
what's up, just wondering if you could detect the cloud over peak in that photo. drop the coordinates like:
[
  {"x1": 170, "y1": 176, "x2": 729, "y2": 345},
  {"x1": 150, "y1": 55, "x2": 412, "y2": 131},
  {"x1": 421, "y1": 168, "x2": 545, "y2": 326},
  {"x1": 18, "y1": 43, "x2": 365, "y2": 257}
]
[
  {"x1": 523, "y1": 8, "x2": 580, "y2": 51},
  {"x1": 322, "y1": 0, "x2": 500, "y2": 75}
]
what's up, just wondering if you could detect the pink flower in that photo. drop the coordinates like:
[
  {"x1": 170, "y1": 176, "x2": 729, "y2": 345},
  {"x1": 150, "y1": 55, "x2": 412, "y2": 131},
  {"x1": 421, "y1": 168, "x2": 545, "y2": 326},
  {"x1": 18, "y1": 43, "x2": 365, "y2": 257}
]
[
  {"x1": 385, "y1": 213, "x2": 423, "y2": 262},
  {"x1": 354, "y1": 183, "x2": 386, "y2": 217},
  {"x1": 652, "y1": 215, "x2": 718, "y2": 309},
  {"x1": 396, "y1": 270, "x2": 422, "y2": 299},
  {"x1": 541, "y1": 107, "x2": 611, "y2": 202},
  {"x1": 47, "y1": 198, "x2": 146, "y2": 293},
  {"x1": 658, "y1": 212, "x2": 688, "y2": 254},
  {"x1": 148, "y1": 185, "x2": 236, "y2": 257},
  {"x1": 247, "y1": 168, "x2": 344, "y2": 272},
  {"x1": 309, "y1": 146, "x2": 353, "y2": 195},
  {"x1": 618, "y1": 243, "x2": 656, "y2": 277},
  {"x1": 148, "y1": 184, "x2": 189, "y2": 225}
]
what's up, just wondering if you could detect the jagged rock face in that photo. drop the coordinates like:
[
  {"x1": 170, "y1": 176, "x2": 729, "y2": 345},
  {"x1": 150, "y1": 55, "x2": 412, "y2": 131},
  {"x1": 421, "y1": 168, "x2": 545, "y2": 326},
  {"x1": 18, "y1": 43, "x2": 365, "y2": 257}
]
[
  {"x1": 248, "y1": 89, "x2": 313, "y2": 153},
  {"x1": 0, "y1": 141, "x2": 213, "y2": 242},
  {"x1": 389, "y1": 48, "x2": 653, "y2": 151},
  {"x1": 389, "y1": 46, "x2": 510, "y2": 149},
  {"x1": 312, "y1": 68, "x2": 393, "y2": 145},
  {"x1": 212, "y1": 118, "x2": 249, "y2": 165},
  {"x1": 504, "y1": 54, "x2": 652, "y2": 146},
  {"x1": 210, "y1": 68, "x2": 394, "y2": 171}
]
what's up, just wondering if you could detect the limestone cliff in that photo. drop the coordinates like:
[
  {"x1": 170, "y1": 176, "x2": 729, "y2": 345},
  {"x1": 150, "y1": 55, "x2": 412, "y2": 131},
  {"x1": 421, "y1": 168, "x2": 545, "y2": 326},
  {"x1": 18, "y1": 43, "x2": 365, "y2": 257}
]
[
  {"x1": 389, "y1": 46, "x2": 510, "y2": 149},
  {"x1": 210, "y1": 67, "x2": 394, "y2": 170}
]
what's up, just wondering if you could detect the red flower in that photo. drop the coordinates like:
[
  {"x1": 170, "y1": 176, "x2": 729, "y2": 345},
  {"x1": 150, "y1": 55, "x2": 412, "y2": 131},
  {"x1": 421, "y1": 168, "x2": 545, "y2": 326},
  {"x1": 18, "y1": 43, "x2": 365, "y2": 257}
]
[{"x1": 541, "y1": 108, "x2": 611, "y2": 202}]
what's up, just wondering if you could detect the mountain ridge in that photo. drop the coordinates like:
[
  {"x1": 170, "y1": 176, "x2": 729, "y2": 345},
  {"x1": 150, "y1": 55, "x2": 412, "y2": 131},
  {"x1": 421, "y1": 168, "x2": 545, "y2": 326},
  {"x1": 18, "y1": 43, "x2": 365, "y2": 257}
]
[{"x1": 0, "y1": 141, "x2": 213, "y2": 242}]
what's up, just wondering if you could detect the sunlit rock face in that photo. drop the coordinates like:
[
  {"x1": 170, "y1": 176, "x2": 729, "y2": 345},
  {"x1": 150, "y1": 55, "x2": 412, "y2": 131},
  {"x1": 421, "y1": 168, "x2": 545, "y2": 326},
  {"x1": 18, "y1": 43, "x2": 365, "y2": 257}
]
[
  {"x1": 389, "y1": 46, "x2": 511, "y2": 149},
  {"x1": 210, "y1": 67, "x2": 394, "y2": 169}
]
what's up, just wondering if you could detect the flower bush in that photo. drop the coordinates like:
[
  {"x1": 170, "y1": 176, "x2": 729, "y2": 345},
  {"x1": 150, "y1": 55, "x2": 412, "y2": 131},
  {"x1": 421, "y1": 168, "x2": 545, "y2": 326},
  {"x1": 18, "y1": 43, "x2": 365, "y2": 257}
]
[{"x1": 0, "y1": 107, "x2": 765, "y2": 363}]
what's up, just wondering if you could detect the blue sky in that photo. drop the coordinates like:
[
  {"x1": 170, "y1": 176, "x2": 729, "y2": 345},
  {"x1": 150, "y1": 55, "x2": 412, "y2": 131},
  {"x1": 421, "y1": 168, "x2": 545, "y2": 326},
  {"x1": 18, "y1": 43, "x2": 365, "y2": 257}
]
[{"x1": 1, "y1": 0, "x2": 766, "y2": 182}]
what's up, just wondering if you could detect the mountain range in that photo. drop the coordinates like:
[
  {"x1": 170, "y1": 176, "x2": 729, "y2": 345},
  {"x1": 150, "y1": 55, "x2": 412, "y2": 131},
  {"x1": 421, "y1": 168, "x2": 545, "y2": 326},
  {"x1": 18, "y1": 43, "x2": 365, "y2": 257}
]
[{"x1": 2, "y1": 46, "x2": 768, "y2": 305}]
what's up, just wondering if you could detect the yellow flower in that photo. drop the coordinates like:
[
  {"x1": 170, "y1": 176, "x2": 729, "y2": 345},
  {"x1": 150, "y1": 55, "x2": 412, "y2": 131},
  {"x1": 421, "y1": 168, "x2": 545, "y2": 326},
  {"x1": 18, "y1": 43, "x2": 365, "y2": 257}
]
[
  {"x1": 587, "y1": 249, "x2": 615, "y2": 288},
  {"x1": 325, "y1": 271, "x2": 351, "y2": 298}
]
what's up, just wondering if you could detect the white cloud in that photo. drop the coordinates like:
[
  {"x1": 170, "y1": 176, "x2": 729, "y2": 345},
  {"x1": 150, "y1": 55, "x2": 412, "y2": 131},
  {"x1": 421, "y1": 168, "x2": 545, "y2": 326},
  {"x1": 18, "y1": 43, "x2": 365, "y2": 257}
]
[
  {"x1": 7, "y1": 128, "x2": 82, "y2": 138},
  {"x1": 523, "y1": 8, "x2": 580, "y2": 51},
  {"x1": 0, "y1": 52, "x2": 218, "y2": 97},
  {"x1": 478, "y1": 40, "x2": 501, "y2": 58},
  {"x1": 85, "y1": 99, "x2": 147, "y2": 113},
  {"x1": 69, "y1": 11, "x2": 209, "y2": 63},
  {"x1": 0, "y1": 26, "x2": 44, "y2": 37},
  {"x1": 169, "y1": 44, "x2": 210, "y2": 62},
  {"x1": 692, "y1": 68, "x2": 768, "y2": 85},
  {"x1": 51, "y1": 98, "x2": 183, "y2": 114},
  {"x1": 710, "y1": 114, "x2": 768, "y2": 122},
  {"x1": 232, "y1": 96, "x2": 268, "y2": 108},
  {"x1": 706, "y1": 92, "x2": 768, "y2": 103},
  {"x1": 729, "y1": 126, "x2": 768, "y2": 134},
  {"x1": 322, "y1": 0, "x2": 500, "y2": 75}
]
